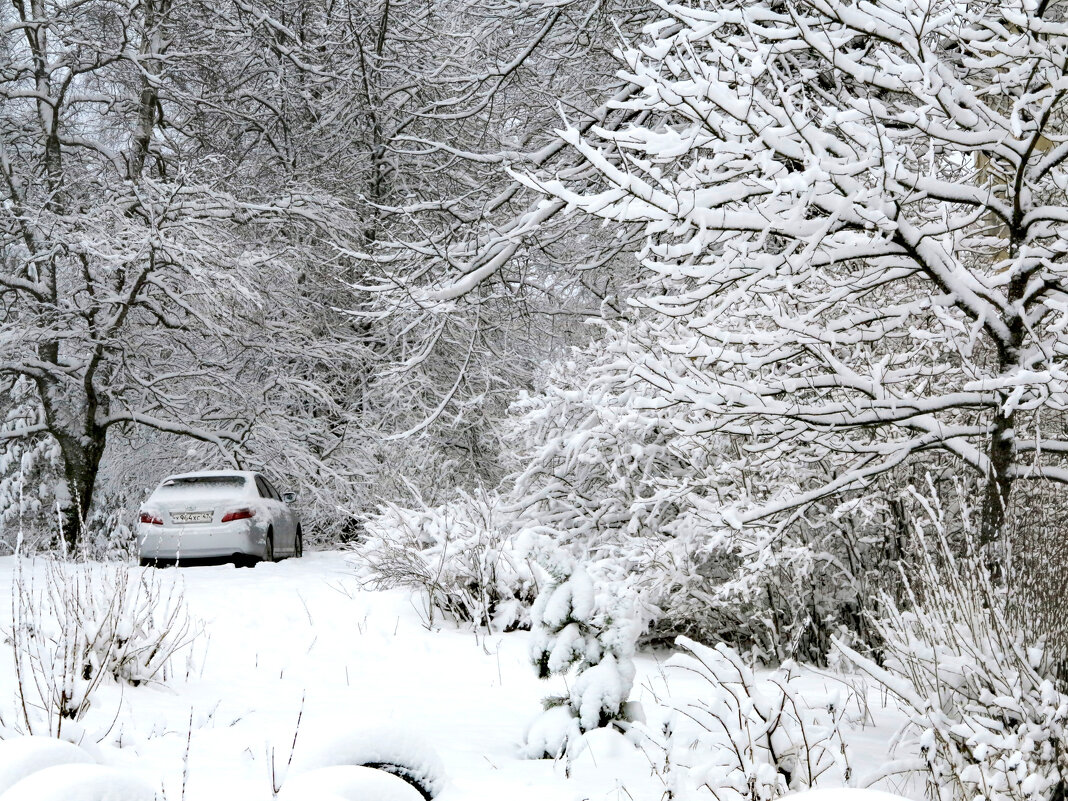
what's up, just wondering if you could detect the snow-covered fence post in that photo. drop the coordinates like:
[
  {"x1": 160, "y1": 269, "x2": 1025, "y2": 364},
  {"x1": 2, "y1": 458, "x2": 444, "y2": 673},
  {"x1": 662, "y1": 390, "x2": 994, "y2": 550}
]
[{"x1": 521, "y1": 539, "x2": 638, "y2": 759}]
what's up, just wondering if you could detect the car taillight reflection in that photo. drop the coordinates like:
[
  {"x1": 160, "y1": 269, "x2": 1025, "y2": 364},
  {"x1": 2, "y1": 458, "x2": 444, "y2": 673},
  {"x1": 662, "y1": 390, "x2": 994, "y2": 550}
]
[
  {"x1": 221, "y1": 508, "x2": 255, "y2": 523},
  {"x1": 139, "y1": 512, "x2": 163, "y2": 525}
]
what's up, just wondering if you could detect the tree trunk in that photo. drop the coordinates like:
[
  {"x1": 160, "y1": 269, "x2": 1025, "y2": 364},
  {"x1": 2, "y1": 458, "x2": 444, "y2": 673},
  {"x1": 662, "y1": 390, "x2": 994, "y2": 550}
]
[
  {"x1": 979, "y1": 410, "x2": 1014, "y2": 549},
  {"x1": 979, "y1": 235, "x2": 1027, "y2": 551},
  {"x1": 36, "y1": 381, "x2": 107, "y2": 548},
  {"x1": 53, "y1": 431, "x2": 106, "y2": 548},
  {"x1": 128, "y1": 0, "x2": 162, "y2": 181}
]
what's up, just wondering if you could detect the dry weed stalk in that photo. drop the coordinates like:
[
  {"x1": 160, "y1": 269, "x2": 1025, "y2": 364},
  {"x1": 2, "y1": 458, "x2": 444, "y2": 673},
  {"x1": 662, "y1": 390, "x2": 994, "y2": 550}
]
[{"x1": 6, "y1": 556, "x2": 199, "y2": 737}]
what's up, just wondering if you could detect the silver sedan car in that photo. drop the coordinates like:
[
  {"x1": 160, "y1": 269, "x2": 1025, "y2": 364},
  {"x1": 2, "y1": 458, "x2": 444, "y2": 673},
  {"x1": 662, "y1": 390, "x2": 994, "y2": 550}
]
[{"x1": 137, "y1": 470, "x2": 302, "y2": 566}]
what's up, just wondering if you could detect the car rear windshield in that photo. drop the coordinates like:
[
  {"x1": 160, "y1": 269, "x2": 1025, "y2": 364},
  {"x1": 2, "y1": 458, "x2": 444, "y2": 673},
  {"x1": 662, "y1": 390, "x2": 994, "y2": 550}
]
[{"x1": 152, "y1": 476, "x2": 247, "y2": 502}]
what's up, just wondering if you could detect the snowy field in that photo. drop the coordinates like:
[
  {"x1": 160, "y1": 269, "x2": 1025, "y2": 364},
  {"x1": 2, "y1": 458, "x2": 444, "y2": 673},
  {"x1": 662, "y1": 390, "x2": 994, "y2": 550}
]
[{"x1": 0, "y1": 551, "x2": 909, "y2": 800}]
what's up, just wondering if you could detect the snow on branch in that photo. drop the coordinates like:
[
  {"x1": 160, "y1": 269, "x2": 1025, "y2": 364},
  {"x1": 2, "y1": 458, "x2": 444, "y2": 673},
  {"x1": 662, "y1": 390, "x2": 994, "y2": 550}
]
[{"x1": 519, "y1": 0, "x2": 1068, "y2": 527}]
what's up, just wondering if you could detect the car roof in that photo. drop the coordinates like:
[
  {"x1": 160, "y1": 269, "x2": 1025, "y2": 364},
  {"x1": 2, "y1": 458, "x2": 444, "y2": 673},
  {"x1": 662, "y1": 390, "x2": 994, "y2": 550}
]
[{"x1": 162, "y1": 470, "x2": 257, "y2": 482}]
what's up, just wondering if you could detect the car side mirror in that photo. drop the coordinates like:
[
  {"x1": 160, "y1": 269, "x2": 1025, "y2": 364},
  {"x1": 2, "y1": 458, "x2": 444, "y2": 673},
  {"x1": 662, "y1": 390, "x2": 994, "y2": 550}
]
[{"x1": 282, "y1": 492, "x2": 296, "y2": 504}]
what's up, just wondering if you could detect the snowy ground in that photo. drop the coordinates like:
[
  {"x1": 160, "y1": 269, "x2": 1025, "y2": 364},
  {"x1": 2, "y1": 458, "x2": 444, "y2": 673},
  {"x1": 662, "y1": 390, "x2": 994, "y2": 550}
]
[{"x1": 0, "y1": 551, "x2": 911, "y2": 800}]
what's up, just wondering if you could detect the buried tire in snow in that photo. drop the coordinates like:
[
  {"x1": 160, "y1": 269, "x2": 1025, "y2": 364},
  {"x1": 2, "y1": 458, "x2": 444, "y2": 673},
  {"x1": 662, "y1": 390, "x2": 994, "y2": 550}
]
[
  {"x1": 285, "y1": 724, "x2": 446, "y2": 800},
  {"x1": 0, "y1": 764, "x2": 156, "y2": 801},
  {"x1": 0, "y1": 737, "x2": 97, "y2": 797},
  {"x1": 277, "y1": 765, "x2": 424, "y2": 801}
]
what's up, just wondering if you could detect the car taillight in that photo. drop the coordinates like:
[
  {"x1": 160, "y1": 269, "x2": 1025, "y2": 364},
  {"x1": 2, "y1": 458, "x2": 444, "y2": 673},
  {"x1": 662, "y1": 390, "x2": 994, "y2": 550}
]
[
  {"x1": 139, "y1": 512, "x2": 163, "y2": 525},
  {"x1": 221, "y1": 508, "x2": 255, "y2": 523}
]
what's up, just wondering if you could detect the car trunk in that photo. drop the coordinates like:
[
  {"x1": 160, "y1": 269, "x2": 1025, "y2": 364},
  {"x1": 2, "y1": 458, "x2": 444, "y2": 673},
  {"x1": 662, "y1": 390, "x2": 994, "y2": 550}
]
[{"x1": 147, "y1": 477, "x2": 249, "y2": 523}]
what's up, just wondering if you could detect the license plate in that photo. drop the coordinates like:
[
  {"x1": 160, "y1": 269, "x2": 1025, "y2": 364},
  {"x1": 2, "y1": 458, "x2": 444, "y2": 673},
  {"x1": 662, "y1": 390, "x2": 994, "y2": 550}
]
[{"x1": 172, "y1": 511, "x2": 212, "y2": 524}]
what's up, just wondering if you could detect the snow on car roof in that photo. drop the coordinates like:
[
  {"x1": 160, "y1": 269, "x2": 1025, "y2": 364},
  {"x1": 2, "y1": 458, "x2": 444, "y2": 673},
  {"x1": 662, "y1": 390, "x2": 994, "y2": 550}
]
[{"x1": 163, "y1": 470, "x2": 257, "y2": 481}]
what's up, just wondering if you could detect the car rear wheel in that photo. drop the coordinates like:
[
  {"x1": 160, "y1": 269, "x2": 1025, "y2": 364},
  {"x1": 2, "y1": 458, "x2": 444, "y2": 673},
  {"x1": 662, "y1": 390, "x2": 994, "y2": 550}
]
[{"x1": 261, "y1": 531, "x2": 274, "y2": 564}]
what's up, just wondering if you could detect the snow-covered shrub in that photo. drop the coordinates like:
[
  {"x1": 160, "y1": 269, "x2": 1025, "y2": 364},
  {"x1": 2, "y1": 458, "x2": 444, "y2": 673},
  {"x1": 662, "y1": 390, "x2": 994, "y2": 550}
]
[
  {"x1": 74, "y1": 508, "x2": 139, "y2": 562},
  {"x1": 7, "y1": 557, "x2": 199, "y2": 736},
  {"x1": 0, "y1": 377, "x2": 64, "y2": 553},
  {"x1": 1006, "y1": 484, "x2": 1068, "y2": 687},
  {"x1": 522, "y1": 540, "x2": 639, "y2": 758},
  {"x1": 353, "y1": 490, "x2": 539, "y2": 631},
  {"x1": 835, "y1": 492, "x2": 1068, "y2": 801},
  {"x1": 509, "y1": 337, "x2": 899, "y2": 663},
  {"x1": 643, "y1": 637, "x2": 851, "y2": 801}
]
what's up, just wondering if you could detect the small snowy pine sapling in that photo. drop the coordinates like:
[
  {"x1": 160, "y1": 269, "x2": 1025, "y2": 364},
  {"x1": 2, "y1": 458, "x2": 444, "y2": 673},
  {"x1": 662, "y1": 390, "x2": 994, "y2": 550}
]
[{"x1": 521, "y1": 538, "x2": 639, "y2": 759}]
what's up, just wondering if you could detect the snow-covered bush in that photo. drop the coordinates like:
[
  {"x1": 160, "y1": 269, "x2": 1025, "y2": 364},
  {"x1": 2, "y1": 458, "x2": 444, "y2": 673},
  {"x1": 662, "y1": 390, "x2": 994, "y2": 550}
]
[
  {"x1": 0, "y1": 377, "x2": 64, "y2": 553},
  {"x1": 643, "y1": 637, "x2": 851, "y2": 801},
  {"x1": 73, "y1": 508, "x2": 139, "y2": 562},
  {"x1": 7, "y1": 557, "x2": 199, "y2": 736},
  {"x1": 1006, "y1": 484, "x2": 1068, "y2": 687},
  {"x1": 353, "y1": 490, "x2": 540, "y2": 631},
  {"x1": 522, "y1": 540, "x2": 639, "y2": 758},
  {"x1": 836, "y1": 492, "x2": 1068, "y2": 801},
  {"x1": 509, "y1": 338, "x2": 900, "y2": 663}
]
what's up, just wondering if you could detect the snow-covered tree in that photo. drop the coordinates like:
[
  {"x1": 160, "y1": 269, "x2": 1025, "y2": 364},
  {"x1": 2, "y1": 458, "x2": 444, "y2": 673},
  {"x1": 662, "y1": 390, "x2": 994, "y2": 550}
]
[
  {"x1": 341, "y1": 0, "x2": 658, "y2": 494},
  {"x1": 522, "y1": 0, "x2": 1068, "y2": 543},
  {"x1": 522, "y1": 541, "x2": 638, "y2": 758},
  {"x1": 508, "y1": 331, "x2": 899, "y2": 661},
  {"x1": 0, "y1": 0, "x2": 370, "y2": 542}
]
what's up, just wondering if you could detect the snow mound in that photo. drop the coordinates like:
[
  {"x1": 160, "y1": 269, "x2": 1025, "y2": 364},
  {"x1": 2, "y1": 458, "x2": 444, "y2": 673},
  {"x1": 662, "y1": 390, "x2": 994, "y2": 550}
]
[
  {"x1": 0, "y1": 736, "x2": 97, "y2": 796},
  {"x1": 288, "y1": 724, "x2": 446, "y2": 799},
  {"x1": 0, "y1": 764, "x2": 156, "y2": 801},
  {"x1": 519, "y1": 704, "x2": 580, "y2": 759},
  {"x1": 278, "y1": 765, "x2": 425, "y2": 801},
  {"x1": 784, "y1": 790, "x2": 911, "y2": 801},
  {"x1": 570, "y1": 726, "x2": 632, "y2": 762}
]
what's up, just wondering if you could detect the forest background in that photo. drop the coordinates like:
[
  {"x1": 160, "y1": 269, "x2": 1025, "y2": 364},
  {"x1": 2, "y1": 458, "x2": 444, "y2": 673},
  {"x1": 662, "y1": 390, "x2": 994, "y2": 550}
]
[{"x1": 1, "y1": 0, "x2": 1067, "y2": 683}]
